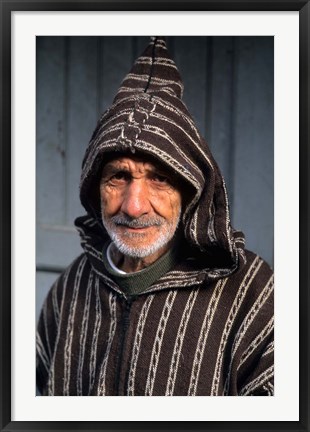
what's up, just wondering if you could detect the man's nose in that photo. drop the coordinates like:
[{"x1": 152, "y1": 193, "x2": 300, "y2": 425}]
[{"x1": 121, "y1": 180, "x2": 152, "y2": 218}]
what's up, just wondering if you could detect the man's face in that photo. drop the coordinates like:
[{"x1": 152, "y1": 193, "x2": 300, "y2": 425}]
[{"x1": 100, "y1": 155, "x2": 182, "y2": 259}]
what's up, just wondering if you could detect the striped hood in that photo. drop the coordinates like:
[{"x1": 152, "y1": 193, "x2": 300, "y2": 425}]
[{"x1": 77, "y1": 37, "x2": 246, "y2": 278}]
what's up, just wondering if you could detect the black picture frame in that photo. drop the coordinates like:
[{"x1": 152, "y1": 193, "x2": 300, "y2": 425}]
[{"x1": 1, "y1": 1, "x2": 309, "y2": 431}]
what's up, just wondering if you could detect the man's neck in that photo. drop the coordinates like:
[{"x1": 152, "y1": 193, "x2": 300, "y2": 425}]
[{"x1": 110, "y1": 241, "x2": 174, "y2": 273}]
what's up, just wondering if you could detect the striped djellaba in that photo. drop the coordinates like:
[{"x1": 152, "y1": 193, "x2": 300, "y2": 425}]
[
  {"x1": 36, "y1": 37, "x2": 274, "y2": 396},
  {"x1": 37, "y1": 230, "x2": 274, "y2": 396}
]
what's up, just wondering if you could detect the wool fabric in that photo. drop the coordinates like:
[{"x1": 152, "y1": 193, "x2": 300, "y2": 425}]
[{"x1": 102, "y1": 241, "x2": 181, "y2": 295}]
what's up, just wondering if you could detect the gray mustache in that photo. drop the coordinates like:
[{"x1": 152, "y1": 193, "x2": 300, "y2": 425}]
[{"x1": 111, "y1": 215, "x2": 164, "y2": 228}]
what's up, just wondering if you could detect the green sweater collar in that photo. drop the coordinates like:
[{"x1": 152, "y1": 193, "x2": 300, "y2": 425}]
[{"x1": 102, "y1": 242, "x2": 180, "y2": 296}]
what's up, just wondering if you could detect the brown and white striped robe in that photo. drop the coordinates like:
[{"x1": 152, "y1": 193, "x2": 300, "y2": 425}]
[{"x1": 37, "y1": 215, "x2": 274, "y2": 396}]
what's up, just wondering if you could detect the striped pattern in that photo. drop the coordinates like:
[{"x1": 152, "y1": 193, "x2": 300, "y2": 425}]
[
  {"x1": 188, "y1": 279, "x2": 227, "y2": 396},
  {"x1": 97, "y1": 291, "x2": 117, "y2": 395},
  {"x1": 145, "y1": 290, "x2": 177, "y2": 395},
  {"x1": 37, "y1": 244, "x2": 274, "y2": 396},
  {"x1": 165, "y1": 288, "x2": 200, "y2": 396},
  {"x1": 127, "y1": 295, "x2": 155, "y2": 395}
]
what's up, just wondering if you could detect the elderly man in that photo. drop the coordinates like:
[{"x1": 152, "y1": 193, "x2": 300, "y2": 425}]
[{"x1": 36, "y1": 37, "x2": 274, "y2": 396}]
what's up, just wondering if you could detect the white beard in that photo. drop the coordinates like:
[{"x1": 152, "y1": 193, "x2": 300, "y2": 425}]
[{"x1": 101, "y1": 209, "x2": 181, "y2": 258}]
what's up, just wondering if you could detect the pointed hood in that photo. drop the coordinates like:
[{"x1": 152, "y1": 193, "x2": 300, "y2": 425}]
[
  {"x1": 78, "y1": 37, "x2": 246, "y2": 278},
  {"x1": 114, "y1": 36, "x2": 184, "y2": 101}
]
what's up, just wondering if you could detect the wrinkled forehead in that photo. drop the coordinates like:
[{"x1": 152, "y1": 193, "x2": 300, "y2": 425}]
[{"x1": 100, "y1": 152, "x2": 175, "y2": 177}]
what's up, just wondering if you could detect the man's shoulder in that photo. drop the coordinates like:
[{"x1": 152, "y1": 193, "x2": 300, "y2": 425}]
[
  {"x1": 196, "y1": 249, "x2": 273, "y2": 298},
  {"x1": 242, "y1": 249, "x2": 273, "y2": 277},
  {"x1": 198, "y1": 249, "x2": 274, "y2": 322},
  {"x1": 62, "y1": 252, "x2": 91, "y2": 279},
  {"x1": 49, "y1": 253, "x2": 91, "y2": 293},
  {"x1": 229, "y1": 248, "x2": 274, "y2": 298}
]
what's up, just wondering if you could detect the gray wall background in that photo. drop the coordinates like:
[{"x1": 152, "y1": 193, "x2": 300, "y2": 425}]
[{"x1": 36, "y1": 36, "x2": 274, "y2": 321}]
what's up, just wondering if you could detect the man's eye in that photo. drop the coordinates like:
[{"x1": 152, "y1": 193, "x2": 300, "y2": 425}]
[
  {"x1": 107, "y1": 171, "x2": 129, "y2": 184},
  {"x1": 112, "y1": 172, "x2": 127, "y2": 180},
  {"x1": 151, "y1": 174, "x2": 170, "y2": 184}
]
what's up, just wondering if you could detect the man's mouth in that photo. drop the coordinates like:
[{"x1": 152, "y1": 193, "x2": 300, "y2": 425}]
[
  {"x1": 117, "y1": 225, "x2": 154, "y2": 233},
  {"x1": 111, "y1": 215, "x2": 164, "y2": 229}
]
